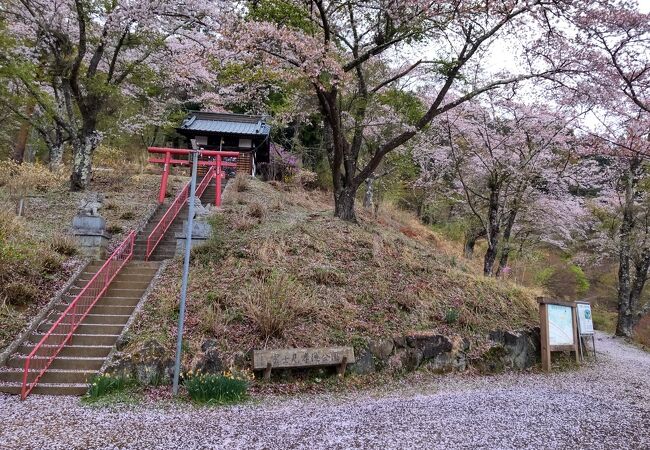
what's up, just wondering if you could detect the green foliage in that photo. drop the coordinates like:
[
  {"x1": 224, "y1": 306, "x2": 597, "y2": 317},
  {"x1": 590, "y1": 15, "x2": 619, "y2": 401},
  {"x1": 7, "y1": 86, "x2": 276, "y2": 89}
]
[
  {"x1": 592, "y1": 307, "x2": 617, "y2": 333},
  {"x1": 377, "y1": 90, "x2": 426, "y2": 126},
  {"x1": 85, "y1": 373, "x2": 133, "y2": 400},
  {"x1": 445, "y1": 307, "x2": 460, "y2": 324},
  {"x1": 568, "y1": 264, "x2": 590, "y2": 295},
  {"x1": 183, "y1": 370, "x2": 250, "y2": 404},
  {"x1": 534, "y1": 267, "x2": 556, "y2": 287},
  {"x1": 247, "y1": 0, "x2": 316, "y2": 34},
  {"x1": 191, "y1": 215, "x2": 228, "y2": 266}
]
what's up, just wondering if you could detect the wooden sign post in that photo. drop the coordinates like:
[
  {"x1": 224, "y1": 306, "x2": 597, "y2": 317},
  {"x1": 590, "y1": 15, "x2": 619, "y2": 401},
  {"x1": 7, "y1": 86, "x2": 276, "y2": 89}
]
[{"x1": 538, "y1": 298, "x2": 580, "y2": 372}]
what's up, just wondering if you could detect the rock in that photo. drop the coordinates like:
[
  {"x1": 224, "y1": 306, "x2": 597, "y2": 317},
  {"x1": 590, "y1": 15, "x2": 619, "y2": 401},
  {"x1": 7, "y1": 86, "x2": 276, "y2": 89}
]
[
  {"x1": 106, "y1": 339, "x2": 175, "y2": 385},
  {"x1": 426, "y1": 352, "x2": 467, "y2": 373},
  {"x1": 201, "y1": 338, "x2": 219, "y2": 353},
  {"x1": 488, "y1": 328, "x2": 540, "y2": 370},
  {"x1": 473, "y1": 345, "x2": 509, "y2": 373},
  {"x1": 193, "y1": 339, "x2": 224, "y2": 374},
  {"x1": 389, "y1": 348, "x2": 423, "y2": 372},
  {"x1": 369, "y1": 338, "x2": 394, "y2": 361},
  {"x1": 406, "y1": 334, "x2": 453, "y2": 360},
  {"x1": 348, "y1": 348, "x2": 375, "y2": 375},
  {"x1": 104, "y1": 352, "x2": 135, "y2": 379},
  {"x1": 393, "y1": 336, "x2": 408, "y2": 349}
]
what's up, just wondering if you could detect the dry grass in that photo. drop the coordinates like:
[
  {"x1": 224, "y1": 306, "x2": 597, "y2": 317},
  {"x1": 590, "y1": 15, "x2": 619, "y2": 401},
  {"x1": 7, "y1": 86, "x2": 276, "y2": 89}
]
[
  {"x1": 241, "y1": 271, "x2": 315, "y2": 341},
  {"x1": 634, "y1": 315, "x2": 650, "y2": 348},
  {"x1": 232, "y1": 174, "x2": 250, "y2": 192},
  {"x1": 132, "y1": 178, "x2": 541, "y2": 365},
  {"x1": 49, "y1": 234, "x2": 79, "y2": 256},
  {"x1": 247, "y1": 202, "x2": 266, "y2": 219},
  {"x1": 0, "y1": 209, "x2": 75, "y2": 350}
]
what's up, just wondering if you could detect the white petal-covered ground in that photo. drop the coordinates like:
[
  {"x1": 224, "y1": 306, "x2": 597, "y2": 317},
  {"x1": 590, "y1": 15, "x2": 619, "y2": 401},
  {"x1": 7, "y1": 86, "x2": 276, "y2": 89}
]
[{"x1": 1, "y1": 332, "x2": 648, "y2": 449}]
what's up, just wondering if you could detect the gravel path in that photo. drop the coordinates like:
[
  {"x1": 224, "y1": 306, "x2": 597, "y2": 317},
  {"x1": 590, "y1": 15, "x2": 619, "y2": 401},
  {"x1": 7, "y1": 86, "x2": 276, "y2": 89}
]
[{"x1": 1, "y1": 332, "x2": 648, "y2": 450}]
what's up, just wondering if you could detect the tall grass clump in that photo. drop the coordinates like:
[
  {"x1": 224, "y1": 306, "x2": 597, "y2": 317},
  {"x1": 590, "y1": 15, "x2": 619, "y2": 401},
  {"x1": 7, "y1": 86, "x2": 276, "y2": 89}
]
[
  {"x1": 232, "y1": 174, "x2": 250, "y2": 192},
  {"x1": 242, "y1": 271, "x2": 313, "y2": 340},
  {"x1": 183, "y1": 369, "x2": 251, "y2": 404}
]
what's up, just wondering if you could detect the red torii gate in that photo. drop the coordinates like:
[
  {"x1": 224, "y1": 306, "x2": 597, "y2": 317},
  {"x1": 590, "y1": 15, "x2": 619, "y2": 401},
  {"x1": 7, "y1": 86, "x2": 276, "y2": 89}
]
[{"x1": 148, "y1": 147, "x2": 240, "y2": 206}]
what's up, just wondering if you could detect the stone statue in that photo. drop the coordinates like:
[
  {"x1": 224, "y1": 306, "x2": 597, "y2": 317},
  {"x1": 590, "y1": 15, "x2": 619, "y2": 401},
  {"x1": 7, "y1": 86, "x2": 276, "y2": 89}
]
[
  {"x1": 193, "y1": 197, "x2": 214, "y2": 218},
  {"x1": 78, "y1": 193, "x2": 105, "y2": 217}
]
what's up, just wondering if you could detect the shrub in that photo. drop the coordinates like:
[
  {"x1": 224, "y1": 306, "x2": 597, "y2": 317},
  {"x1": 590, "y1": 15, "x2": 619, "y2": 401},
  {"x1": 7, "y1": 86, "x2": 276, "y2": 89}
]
[
  {"x1": 247, "y1": 202, "x2": 265, "y2": 219},
  {"x1": 106, "y1": 225, "x2": 124, "y2": 234},
  {"x1": 40, "y1": 253, "x2": 63, "y2": 274},
  {"x1": 311, "y1": 266, "x2": 344, "y2": 285},
  {"x1": 445, "y1": 307, "x2": 460, "y2": 324},
  {"x1": 534, "y1": 267, "x2": 555, "y2": 286},
  {"x1": 183, "y1": 370, "x2": 250, "y2": 404},
  {"x1": 86, "y1": 373, "x2": 132, "y2": 399},
  {"x1": 569, "y1": 264, "x2": 590, "y2": 295},
  {"x1": 119, "y1": 211, "x2": 136, "y2": 220},
  {"x1": 4, "y1": 282, "x2": 38, "y2": 306},
  {"x1": 242, "y1": 271, "x2": 313, "y2": 339},
  {"x1": 232, "y1": 174, "x2": 250, "y2": 192},
  {"x1": 49, "y1": 234, "x2": 78, "y2": 256}
]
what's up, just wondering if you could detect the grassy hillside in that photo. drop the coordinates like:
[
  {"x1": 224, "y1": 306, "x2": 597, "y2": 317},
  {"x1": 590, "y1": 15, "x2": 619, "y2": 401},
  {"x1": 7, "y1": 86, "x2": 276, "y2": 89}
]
[
  {"x1": 129, "y1": 177, "x2": 541, "y2": 367},
  {"x1": 0, "y1": 166, "x2": 188, "y2": 353}
]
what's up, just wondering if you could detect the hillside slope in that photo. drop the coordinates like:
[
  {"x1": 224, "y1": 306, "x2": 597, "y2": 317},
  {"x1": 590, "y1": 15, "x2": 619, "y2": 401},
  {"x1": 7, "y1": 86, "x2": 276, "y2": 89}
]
[{"x1": 127, "y1": 177, "x2": 540, "y2": 369}]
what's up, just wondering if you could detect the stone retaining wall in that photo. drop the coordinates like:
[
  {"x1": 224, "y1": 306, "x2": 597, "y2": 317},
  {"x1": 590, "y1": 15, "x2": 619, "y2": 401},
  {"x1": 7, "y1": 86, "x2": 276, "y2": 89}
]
[{"x1": 105, "y1": 328, "x2": 541, "y2": 383}]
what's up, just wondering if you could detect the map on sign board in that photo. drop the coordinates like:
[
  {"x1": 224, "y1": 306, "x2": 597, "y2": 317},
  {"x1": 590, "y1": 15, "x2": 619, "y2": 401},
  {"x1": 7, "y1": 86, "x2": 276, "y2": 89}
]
[
  {"x1": 548, "y1": 304, "x2": 574, "y2": 346},
  {"x1": 576, "y1": 303, "x2": 594, "y2": 335}
]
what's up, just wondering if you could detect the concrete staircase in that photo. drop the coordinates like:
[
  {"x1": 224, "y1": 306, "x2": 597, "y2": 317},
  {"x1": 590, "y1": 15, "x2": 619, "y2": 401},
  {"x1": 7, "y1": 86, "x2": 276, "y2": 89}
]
[
  {"x1": 133, "y1": 180, "x2": 218, "y2": 261},
  {"x1": 0, "y1": 179, "x2": 221, "y2": 396},
  {"x1": 0, "y1": 261, "x2": 160, "y2": 395}
]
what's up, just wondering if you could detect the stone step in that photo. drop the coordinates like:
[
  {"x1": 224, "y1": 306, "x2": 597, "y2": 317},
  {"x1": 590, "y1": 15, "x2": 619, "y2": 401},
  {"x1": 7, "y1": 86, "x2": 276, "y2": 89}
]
[
  {"x1": 66, "y1": 287, "x2": 145, "y2": 298},
  {"x1": 77, "y1": 273, "x2": 155, "y2": 283},
  {"x1": 18, "y1": 344, "x2": 113, "y2": 358},
  {"x1": 89, "y1": 296, "x2": 141, "y2": 307},
  {"x1": 85, "y1": 261, "x2": 160, "y2": 270},
  {"x1": 37, "y1": 322, "x2": 125, "y2": 335},
  {"x1": 7, "y1": 356, "x2": 104, "y2": 371},
  {"x1": 45, "y1": 310, "x2": 131, "y2": 325},
  {"x1": 134, "y1": 243, "x2": 178, "y2": 251},
  {"x1": 0, "y1": 383, "x2": 89, "y2": 396},
  {"x1": 0, "y1": 368, "x2": 96, "y2": 384},
  {"x1": 79, "y1": 304, "x2": 135, "y2": 315},
  {"x1": 26, "y1": 333, "x2": 120, "y2": 347}
]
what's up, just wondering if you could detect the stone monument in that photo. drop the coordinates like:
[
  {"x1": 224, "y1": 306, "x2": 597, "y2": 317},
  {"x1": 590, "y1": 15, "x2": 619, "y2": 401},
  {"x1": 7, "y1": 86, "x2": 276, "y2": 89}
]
[
  {"x1": 175, "y1": 198, "x2": 213, "y2": 255},
  {"x1": 72, "y1": 193, "x2": 111, "y2": 258}
]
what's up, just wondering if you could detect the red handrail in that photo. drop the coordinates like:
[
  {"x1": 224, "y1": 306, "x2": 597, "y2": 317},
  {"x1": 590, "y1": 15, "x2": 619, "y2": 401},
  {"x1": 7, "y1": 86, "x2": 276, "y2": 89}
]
[
  {"x1": 21, "y1": 230, "x2": 136, "y2": 399},
  {"x1": 145, "y1": 166, "x2": 216, "y2": 260}
]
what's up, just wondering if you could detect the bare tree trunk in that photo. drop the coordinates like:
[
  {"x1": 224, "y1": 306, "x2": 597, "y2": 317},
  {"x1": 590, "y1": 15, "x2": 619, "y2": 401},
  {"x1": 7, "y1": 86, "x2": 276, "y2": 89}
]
[
  {"x1": 496, "y1": 209, "x2": 518, "y2": 276},
  {"x1": 49, "y1": 142, "x2": 65, "y2": 171},
  {"x1": 464, "y1": 228, "x2": 486, "y2": 258},
  {"x1": 12, "y1": 102, "x2": 36, "y2": 163},
  {"x1": 70, "y1": 132, "x2": 100, "y2": 191},
  {"x1": 483, "y1": 183, "x2": 501, "y2": 276},
  {"x1": 335, "y1": 188, "x2": 357, "y2": 222},
  {"x1": 616, "y1": 158, "x2": 641, "y2": 337},
  {"x1": 363, "y1": 176, "x2": 375, "y2": 209}
]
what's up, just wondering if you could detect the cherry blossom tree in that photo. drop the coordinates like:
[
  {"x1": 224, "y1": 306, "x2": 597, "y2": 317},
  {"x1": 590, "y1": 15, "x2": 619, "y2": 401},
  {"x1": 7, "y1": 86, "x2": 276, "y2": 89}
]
[
  {"x1": 232, "y1": 0, "x2": 575, "y2": 221},
  {"x1": 563, "y1": 0, "x2": 650, "y2": 337},
  {"x1": 415, "y1": 96, "x2": 580, "y2": 276},
  {"x1": 0, "y1": 0, "x2": 228, "y2": 189}
]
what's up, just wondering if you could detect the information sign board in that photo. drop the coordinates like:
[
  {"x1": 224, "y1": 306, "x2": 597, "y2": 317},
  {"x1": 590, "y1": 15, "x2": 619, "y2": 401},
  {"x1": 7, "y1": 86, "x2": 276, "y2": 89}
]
[
  {"x1": 548, "y1": 304, "x2": 575, "y2": 346},
  {"x1": 576, "y1": 303, "x2": 594, "y2": 335}
]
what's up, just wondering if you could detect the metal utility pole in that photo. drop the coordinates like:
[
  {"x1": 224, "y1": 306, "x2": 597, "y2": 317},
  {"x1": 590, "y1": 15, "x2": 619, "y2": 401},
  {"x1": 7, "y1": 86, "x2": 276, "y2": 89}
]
[{"x1": 172, "y1": 149, "x2": 199, "y2": 395}]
